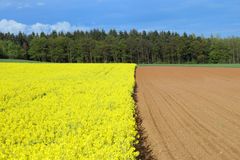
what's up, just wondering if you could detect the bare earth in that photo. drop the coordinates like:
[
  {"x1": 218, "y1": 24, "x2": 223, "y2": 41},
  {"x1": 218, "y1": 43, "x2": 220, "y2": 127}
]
[{"x1": 136, "y1": 67, "x2": 240, "y2": 160}]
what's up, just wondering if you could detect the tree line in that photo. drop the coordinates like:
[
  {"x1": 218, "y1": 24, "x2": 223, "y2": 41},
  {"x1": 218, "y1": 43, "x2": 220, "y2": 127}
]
[{"x1": 0, "y1": 29, "x2": 240, "y2": 64}]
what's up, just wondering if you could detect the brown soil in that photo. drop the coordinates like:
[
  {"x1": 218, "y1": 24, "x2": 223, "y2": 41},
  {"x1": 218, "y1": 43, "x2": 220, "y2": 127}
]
[{"x1": 136, "y1": 67, "x2": 240, "y2": 160}]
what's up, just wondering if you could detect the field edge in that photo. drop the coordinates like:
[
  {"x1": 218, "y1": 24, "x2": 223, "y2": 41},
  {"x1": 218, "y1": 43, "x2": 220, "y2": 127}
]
[{"x1": 133, "y1": 66, "x2": 155, "y2": 160}]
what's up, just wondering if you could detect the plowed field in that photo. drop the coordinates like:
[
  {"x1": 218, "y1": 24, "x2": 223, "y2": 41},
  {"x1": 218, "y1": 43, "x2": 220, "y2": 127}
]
[{"x1": 136, "y1": 67, "x2": 240, "y2": 160}]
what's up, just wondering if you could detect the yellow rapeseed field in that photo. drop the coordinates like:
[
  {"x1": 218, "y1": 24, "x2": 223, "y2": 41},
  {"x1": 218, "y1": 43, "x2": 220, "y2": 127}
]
[{"x1": 0, "y1": 63, "x2": 138, "y2": 159}]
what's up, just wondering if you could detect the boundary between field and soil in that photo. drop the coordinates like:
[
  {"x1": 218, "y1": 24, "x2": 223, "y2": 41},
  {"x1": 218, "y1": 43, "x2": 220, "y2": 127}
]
[{"x1": 133, "y1": 67, "x2": 156, "y2": 160}]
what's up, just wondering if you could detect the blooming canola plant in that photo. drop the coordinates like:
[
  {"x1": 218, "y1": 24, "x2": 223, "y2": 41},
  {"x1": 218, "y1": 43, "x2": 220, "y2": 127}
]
[{"x1": 0, "y1": 63, "x2": 138, "y2": 159}]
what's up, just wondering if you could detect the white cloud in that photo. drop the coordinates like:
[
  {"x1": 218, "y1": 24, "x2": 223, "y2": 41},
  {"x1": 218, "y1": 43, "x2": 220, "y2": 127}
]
[
  {"x1": 0, "y1": 19, "x2": 88, "y2": 34},
  {"x1": 51, "y1": 22, "x2": 73, "y2": 33},
  {"x1": 30, "y1": 23, "x2": 51, "y2": 33},
  {"x1": 0, "y1": 19, "x2": 27, "y2": 34}
]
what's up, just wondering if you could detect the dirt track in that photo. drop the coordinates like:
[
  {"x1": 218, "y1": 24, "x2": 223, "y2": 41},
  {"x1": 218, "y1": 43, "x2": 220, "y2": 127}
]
[{"x1": 136, "y1": 67, "x2": 240, "y2": 160}]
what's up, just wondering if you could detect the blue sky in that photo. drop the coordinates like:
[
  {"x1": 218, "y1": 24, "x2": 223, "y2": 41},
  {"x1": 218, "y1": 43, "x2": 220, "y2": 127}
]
[{"x1": 0, "y1": 0, "x2": 240, "y2": 37}]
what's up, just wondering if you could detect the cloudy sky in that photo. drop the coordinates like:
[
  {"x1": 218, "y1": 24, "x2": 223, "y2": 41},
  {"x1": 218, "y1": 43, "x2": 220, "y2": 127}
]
[{"x1": 0, "y1": 0, "x2": 240, "y2": 36}]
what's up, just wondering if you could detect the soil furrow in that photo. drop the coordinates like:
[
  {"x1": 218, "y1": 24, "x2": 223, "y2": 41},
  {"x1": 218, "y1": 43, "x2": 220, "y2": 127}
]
[{"x1": 136, "y1": 66, "x2": 240, "y2": 160}]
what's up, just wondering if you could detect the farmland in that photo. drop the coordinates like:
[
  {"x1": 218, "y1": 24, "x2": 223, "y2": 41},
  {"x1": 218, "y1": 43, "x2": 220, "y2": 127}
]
[
  {"x1": 2, "y1": 62, "x2": 240, "y2": 160},
  {"x1": 137, "y1": 66, "x2": 240, "y2": 160},
  {"x1": 139, "y1": 63, "x2": 240, "y2": 68},
  {"x1": 0, "y1": 63, "x2": 138, "y2": 159}
]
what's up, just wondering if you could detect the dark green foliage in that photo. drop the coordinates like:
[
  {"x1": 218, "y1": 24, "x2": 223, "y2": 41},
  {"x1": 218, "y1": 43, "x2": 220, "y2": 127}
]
[
  {"x1": 209, "y1": 39, "x2": 231, "y2": 63},
  {"x1": 0, "y1": 40, "x2": 24, "y2": 59},
  {"x1": 0, "y1": 30, "x2": 240, "y2": 63}
]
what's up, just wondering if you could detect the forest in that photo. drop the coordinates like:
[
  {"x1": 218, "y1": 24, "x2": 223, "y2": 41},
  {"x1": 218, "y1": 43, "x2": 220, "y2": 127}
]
[{"x1": 0, "y1": 29, "x2": 240, "y2": 64}]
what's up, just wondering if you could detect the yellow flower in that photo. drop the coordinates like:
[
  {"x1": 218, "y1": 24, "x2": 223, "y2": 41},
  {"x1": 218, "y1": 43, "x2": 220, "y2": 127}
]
[{"x1": 0, "y1": 63, "x2": 138, "y2": 159}]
